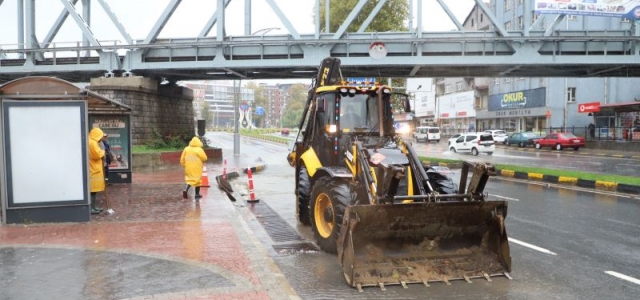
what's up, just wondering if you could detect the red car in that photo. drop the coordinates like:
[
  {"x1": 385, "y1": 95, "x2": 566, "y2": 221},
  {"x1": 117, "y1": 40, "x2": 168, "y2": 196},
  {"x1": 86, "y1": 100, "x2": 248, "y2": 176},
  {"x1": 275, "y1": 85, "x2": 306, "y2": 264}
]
[{"x1": 534, "y1": 132, "x2": 585, "y2": 151}]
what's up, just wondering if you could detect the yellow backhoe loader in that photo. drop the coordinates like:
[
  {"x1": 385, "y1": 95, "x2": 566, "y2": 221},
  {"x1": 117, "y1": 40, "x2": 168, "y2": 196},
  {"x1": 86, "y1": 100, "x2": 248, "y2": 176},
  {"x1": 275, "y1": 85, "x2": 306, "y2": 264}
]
[{"x1": 287, "y1": 57, "x2": 511, "y2": 291}]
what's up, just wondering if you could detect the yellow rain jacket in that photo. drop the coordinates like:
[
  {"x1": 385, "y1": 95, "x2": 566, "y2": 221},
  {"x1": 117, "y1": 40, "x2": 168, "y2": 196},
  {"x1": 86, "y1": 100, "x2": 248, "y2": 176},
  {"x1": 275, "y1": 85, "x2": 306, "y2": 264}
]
[
  {"x1": 88, "y1": 127, "x2": 106, "y2": 192},
  {"x1": 180, "y1": 137, "x2": 208, "y2": 186}
]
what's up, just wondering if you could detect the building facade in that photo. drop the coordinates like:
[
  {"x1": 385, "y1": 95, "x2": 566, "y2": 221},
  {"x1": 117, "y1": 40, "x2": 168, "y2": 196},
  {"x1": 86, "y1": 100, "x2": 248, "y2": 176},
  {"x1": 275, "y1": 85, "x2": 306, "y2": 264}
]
[
  {"x1": 184, "y1": 81, "x2": 255, "y2": 128},
  {"x1": 436, "y1": 0, "x2": 640, "y2": 137}
]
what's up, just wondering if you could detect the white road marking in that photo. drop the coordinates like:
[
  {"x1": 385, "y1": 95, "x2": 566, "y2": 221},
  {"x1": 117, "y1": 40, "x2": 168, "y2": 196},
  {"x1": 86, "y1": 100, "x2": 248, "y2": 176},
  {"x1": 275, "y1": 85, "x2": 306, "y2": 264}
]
[
  {"x1": 490, "y1": 194, "x2": 520, "y2": 201},
  {"x1": 605, "y1": 271, "x2": 640, "y2": 285},
  {"x1": 508, "y1": 238, "x2": 557, "y2": 256}
]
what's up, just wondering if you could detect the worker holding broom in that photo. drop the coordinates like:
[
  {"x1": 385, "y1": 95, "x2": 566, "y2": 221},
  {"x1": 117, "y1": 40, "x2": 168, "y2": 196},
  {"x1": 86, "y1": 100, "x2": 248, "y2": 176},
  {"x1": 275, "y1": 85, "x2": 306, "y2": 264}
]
[
  {"x1": 88, "y1": 127, "x2": 106, "y2": 214},
  {"x1": 180, "y1": 137, "x2": 208, "y2": 200}
]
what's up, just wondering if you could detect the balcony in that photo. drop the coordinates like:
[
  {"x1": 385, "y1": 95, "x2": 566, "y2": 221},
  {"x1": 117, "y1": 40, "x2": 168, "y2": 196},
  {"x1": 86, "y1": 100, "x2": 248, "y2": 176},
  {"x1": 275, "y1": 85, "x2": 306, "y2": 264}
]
[{"x1": 472, "y1": 78, "x2": 490, "y2": 89}]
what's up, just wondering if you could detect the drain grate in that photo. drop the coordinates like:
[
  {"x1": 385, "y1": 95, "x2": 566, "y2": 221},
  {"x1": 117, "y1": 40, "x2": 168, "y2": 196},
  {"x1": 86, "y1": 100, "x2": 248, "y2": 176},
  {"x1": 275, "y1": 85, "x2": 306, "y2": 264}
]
[
  {"x1": 272, "y1": 242, "x2": 319, "y2": 255},
  {"x1": 250, "y1": 202, "x2": 304, "y2": 243}
]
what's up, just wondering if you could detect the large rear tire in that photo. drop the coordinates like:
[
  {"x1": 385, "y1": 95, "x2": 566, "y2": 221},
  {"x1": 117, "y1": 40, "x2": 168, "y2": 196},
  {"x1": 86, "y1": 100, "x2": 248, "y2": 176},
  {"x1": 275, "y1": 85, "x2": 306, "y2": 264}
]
[
  {"x1": 309, "y1": 177, "x2": 352, "y2": 254},
  {"x1": 297, "y1": 166, "x2": 311, "y2": 225},
  {"x1": 471, "y1": 147, "x2": 479, "y2": 156},
  {"x1": 555, "y1": 144, "x2": 563, "y2": 151}
]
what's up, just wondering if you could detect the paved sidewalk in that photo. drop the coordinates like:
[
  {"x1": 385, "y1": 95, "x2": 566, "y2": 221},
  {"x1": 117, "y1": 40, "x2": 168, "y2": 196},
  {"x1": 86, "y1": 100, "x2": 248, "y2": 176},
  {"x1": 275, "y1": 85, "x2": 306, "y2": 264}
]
[{"x1": 0, "y1": 165, "x2": 300, "y2": 300}]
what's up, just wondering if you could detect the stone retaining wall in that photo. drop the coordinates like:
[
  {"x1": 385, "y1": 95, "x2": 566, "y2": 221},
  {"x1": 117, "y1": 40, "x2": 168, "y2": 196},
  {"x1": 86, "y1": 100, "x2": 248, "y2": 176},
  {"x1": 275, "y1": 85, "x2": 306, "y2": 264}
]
[
  {"x1": 88, "y1": 76, "x2": 194, "y2": 145},
  {"x1": 132, "y1": 148, "x2": 222, "y2": 169}
]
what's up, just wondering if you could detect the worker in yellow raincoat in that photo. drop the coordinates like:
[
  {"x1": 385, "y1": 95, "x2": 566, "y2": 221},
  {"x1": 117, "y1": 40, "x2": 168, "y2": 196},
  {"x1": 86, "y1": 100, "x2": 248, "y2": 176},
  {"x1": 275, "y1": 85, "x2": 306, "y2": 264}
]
[
  {"x1": 88, "y1": 127, "x2": 106, "y2": 214},
  {"x1": 180, "y1": 137, "x2": 208, "y2": 200}
]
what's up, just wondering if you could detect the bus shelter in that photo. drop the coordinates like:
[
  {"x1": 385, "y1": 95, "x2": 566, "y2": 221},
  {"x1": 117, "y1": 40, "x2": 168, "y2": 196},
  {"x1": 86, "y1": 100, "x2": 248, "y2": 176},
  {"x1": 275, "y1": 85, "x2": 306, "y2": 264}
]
[{"x1": 0, "y1": 76, "x2": 131, "y2": 224}]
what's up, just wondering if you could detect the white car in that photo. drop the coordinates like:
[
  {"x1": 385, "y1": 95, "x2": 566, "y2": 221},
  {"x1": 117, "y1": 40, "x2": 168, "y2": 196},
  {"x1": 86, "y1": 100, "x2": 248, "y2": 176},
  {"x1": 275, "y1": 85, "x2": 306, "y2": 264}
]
[
  {"x1": 484, "y1": 130, "x2": 508, "y2": 143},
  {"x1": 449, "y1": 132, "x2": 495, "y2": 156},
  {"x1": 413, "y1": 126, "x2": 441, "y2": 143},
  {"x1": 447, "y1": 133, "x2": 462, "y2": 146}
]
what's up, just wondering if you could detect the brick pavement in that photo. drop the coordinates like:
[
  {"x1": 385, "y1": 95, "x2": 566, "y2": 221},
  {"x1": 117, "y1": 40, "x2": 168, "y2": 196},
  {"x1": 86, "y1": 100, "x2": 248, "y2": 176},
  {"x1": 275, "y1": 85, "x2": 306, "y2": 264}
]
[{"x1": 0, "y1": 165, "x2": 300, "y2": 300}]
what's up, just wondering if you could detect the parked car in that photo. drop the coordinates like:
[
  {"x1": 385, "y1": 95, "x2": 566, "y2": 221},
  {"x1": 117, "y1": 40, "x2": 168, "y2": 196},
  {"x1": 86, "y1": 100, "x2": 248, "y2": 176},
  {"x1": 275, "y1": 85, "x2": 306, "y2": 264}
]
[
  {"x1": 484, "y1": 130, "x2": 508, "y2": 143},
  {"x1": 534, "y1": 132, "x2": 585, "y2": 151},
  {"x1": 449, "y1": 132, "x2": 495, "y2": 156},
  {"x1": 413, "y1": 126, "x2": 441, "y2": 143},
  {"x1": 447, "y1": 133, "x2": 462, "y2": 146},
  {"x1": 506, "y1": 131, "x2": 541, "y2": 147},
  {"x1": 281, "y1": 128, "x2": 290, "y2": 136}
]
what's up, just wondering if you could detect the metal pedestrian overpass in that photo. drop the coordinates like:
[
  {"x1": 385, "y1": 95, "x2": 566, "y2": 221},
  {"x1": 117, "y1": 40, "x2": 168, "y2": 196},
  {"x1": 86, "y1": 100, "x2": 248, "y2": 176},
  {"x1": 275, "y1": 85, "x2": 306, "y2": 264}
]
[{"x1": 1, "y1": 0, "x2": 640, "y2": 83}]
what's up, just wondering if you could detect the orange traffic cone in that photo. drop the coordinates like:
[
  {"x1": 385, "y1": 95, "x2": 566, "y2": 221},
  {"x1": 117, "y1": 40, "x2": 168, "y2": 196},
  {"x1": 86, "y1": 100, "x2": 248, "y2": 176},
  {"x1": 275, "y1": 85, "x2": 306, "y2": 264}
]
[
  {"x1": 201, "y1": 166, "x2": 210, "y2": 188},
  {"x1": 223, "y1": 158, "x2": 227, "y2": 179},
  {"x1": 246, "y1": 166, "x2": 259, "y2": 203}
]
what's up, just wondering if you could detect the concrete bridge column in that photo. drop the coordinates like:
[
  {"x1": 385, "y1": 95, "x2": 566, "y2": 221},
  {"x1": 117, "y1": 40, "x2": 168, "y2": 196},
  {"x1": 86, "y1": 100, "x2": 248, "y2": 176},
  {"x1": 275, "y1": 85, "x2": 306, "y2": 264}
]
[{"x1": 88, "y1": 77, "x2": 195, "y2": 145}]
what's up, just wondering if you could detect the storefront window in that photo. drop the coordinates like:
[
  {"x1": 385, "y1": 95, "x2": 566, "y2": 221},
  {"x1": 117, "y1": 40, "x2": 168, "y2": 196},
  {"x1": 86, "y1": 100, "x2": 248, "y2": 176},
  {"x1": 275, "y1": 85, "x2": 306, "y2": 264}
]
[{"x1": 503, "y1": 118, "x2": 517, "y2": 132}]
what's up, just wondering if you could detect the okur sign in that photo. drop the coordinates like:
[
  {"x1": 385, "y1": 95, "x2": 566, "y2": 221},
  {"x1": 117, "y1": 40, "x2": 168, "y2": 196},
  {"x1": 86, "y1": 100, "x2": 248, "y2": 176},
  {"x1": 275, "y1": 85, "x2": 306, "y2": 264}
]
[{"x1": 489, "y1": 88, "x2": 546, "y2": 111}]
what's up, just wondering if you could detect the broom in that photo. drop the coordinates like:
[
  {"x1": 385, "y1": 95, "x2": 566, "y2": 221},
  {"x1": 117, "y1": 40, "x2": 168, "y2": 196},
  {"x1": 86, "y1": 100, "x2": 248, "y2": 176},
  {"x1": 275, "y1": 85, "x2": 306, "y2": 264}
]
[{"x1": 103, "y1": 178, "x2": 115, "y2": 215}]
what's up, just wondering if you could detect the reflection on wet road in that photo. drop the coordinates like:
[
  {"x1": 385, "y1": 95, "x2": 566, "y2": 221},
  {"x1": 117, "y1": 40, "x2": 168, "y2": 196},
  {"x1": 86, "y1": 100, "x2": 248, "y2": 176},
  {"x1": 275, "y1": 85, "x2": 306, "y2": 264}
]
[
  {"x1": 412, "y1": 142, "x2": 640, "y2": 177},
  {"x1": 216, "y1": 133, "x2": 640, "y2": 299}
]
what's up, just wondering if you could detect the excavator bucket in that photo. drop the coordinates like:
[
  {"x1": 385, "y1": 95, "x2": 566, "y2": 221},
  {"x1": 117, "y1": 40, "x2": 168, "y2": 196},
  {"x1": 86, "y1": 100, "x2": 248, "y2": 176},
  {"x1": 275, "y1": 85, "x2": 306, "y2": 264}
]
[{"x1": 337, "y1": 201, "x2": 511, "y2": 289}]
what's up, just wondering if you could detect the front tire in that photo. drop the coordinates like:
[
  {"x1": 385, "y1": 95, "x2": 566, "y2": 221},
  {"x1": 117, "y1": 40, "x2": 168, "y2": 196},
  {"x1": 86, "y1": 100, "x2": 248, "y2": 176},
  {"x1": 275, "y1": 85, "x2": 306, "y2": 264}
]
[
  {"x1": 309, "y1": 177, "x2": 352, "y2": 254},
  {"x1": 555, "y1": 144, "x2": 563, "y2": 151},
  {"x1": 297, "y1": 166, "x2": 311, "y2": 225},
  {"x1": 471, "y1": 147, "x2": 479, "y2": 156},
  {"x1": 518, "y1": 142, "x2": 524, "y2": 147},
  {"x1": 535, "y1": 143, "x2": 541, "y2": 149},
  {"x1": 450, "y1": 147, "x2": 457, "y2": 153}
]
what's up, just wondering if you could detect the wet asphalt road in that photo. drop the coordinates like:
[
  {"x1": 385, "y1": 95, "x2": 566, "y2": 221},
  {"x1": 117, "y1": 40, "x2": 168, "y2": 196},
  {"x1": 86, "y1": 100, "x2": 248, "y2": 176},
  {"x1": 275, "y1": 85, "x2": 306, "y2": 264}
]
[
  {"x1": 411, "y1": 140, "x2": 640, "y2": 177},
  {"x1": 210, "y1": 132, "x2": 640, "y2": 299}
]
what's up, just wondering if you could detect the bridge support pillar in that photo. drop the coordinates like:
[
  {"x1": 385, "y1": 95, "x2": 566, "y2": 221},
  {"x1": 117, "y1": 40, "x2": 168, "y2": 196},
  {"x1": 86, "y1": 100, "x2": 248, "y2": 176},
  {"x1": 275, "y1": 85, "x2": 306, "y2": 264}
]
[{"x1": 88, "y1": 76, "x2": 194, "y2": 145}]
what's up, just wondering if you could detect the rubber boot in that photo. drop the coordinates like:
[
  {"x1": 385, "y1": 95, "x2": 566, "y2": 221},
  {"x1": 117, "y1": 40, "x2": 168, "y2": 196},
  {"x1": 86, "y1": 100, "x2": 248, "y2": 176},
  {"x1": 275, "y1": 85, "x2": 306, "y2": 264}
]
[
  {"x1": 90, "y1": 192, "x2": 103, "y2": 214},
  {"x1": 183, "y1": 184, "x2": 191, "y2": 199},
  {"x1": 195, "y1": 187, "x2": 202, "y2": 199}
]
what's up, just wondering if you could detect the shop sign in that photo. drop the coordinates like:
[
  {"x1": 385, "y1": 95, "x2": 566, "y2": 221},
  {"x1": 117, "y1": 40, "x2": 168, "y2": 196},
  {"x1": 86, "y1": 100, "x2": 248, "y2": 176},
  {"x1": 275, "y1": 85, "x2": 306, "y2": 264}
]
[
  {"x1": 440, "y1": 112, "x2": 450, "y2": 118},
  {"x1": 457, "y1": 111, "x2": 467, "y2": 117},
  {"x1": 489, "y1": 87, "x2": 546, "y2": 111},
  {"x1": 495, "y1": 109, "x2": 533, "y2": 117},
  {"x1": 578, "y1": 102, "x2": 600, "y2": 113}
]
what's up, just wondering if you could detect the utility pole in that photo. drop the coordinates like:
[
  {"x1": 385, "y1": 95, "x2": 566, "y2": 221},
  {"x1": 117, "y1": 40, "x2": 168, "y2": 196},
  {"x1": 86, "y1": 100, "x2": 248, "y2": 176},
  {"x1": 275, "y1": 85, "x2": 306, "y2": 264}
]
[{"x1": 234, "y1": 79, "x2": 241, "y2": 156}]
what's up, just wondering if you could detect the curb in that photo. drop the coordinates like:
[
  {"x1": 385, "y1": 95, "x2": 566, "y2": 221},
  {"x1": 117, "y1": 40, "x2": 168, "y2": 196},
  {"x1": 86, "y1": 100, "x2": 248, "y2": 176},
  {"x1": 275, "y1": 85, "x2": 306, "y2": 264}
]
[
  {"x1": 243, "y1": 163, "x2": 268, "y2": 174},
  {"x1": 420, "y1": 159, "x2": 640, "y2": 194},
  {"x1": 495, "y1": 168, "x2": 640, "y2": 194}
]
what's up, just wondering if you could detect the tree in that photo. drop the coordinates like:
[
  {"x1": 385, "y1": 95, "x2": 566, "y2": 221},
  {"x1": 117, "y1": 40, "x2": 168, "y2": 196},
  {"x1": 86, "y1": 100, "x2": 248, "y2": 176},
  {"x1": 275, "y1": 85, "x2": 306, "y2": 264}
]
[
  {"x1": 317, "y1": 0, "x2": 408, "y2": 90},
  {"x1": 201, "y1": 101, "x2": 213, "y2": 127},
  {"x1": 280, "y1": 83, "x2": 310, "y2": 128},
  {"x1": 318, "y1": 0, "x2": 409, "y2": 33}
]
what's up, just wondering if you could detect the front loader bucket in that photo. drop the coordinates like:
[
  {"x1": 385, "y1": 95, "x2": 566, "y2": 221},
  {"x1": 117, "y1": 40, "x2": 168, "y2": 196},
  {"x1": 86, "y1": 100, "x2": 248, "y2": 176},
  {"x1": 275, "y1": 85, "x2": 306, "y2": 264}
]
[{"x1": 337, "y1": 201, "x2": 511, "y2": 289}]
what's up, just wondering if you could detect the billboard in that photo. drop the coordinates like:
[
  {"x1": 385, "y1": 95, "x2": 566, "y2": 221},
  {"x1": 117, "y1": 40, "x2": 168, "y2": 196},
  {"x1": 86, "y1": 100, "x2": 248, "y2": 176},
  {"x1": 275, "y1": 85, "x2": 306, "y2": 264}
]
[
  {"x1": 489, "y1": 88, "x2": 546, "y2": 111},
  {"x1": 438, "y1": 91, "x2": 475, "y2": 119},
  {"x1": 534, "y1": 0, "x2": 640, "y2": 19}
]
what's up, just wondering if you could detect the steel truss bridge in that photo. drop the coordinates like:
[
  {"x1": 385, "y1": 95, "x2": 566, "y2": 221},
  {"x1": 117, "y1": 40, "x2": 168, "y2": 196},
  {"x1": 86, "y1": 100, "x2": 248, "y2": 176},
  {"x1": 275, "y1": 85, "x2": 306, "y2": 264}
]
[{"x1": 1, "y1": 0, "x2": 640, "y2": 83}]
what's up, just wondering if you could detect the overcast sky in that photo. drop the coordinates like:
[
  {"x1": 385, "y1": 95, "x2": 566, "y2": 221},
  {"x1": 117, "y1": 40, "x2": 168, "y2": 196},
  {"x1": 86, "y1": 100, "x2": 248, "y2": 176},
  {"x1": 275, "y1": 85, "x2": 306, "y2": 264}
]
[{"x1": 0, "y1": 0, "x2": 475, "y2": 83}]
